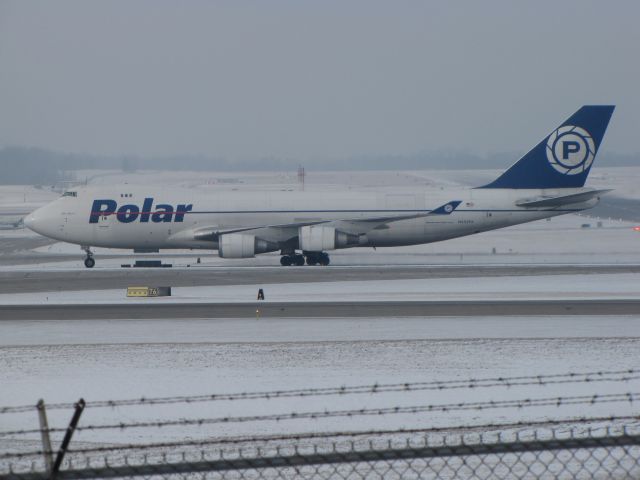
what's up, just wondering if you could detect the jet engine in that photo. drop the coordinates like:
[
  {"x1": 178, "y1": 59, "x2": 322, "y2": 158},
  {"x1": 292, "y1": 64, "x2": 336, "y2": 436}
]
[
  {"x1": 299, "y1": 225, "x2": 361, "y2": 251},
  {"x1": 218, "y1": 233, "x2": 278, "y2": 258}
]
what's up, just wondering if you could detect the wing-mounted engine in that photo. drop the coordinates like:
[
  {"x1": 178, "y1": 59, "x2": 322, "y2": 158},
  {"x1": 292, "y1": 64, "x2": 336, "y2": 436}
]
[
  {"x1": 299, "y1": 225, "x2": 363, "y2": 251},
  {"x1": 218, "y1": 233, "x2": 279, "y2": 258}
]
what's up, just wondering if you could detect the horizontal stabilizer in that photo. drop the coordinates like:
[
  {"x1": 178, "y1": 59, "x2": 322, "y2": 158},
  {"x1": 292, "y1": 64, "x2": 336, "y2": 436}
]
[{"x1": 515, "y1": 189, "x2": 611, "y2": 208}]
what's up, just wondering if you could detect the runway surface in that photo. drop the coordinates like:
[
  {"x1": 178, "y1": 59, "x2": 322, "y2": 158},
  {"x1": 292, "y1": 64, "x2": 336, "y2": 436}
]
[
  {"x1": 3, "y1": 264, "x2": 640, "y2": 293},
  {"x1": 3, "y1": 299, "x2": 640, "y2": 319}
]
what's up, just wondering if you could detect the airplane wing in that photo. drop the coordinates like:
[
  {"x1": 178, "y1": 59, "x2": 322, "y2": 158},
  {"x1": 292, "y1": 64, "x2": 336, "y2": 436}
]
[
  {"x1": 515, "y1": 190, "x2": 611, "y2": 208},
  {"x1": 338, "y1": 200, "x2": 462, "y2": 224},
  {"x1": 191, "y1": 201, "x2": 463, "y2": 241}
]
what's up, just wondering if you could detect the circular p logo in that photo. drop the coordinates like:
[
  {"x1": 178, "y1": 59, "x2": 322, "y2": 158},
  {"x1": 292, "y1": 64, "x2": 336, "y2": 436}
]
[{"x1": 546, "y1": 126, "x2": 595, "y2": 175}]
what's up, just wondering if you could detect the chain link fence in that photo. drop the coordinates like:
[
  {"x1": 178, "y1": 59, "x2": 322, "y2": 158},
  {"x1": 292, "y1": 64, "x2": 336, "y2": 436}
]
[
  {"x1": 2, "y1": 369, "x2": 639, "y2": 479},
  {"x1": 3, "y1": 421, "x2": 640, "y2": 480}
]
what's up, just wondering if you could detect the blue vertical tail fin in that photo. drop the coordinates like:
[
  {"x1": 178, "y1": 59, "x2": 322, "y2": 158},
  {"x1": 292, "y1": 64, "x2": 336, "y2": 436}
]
[{"x1": 480, "y1": 105, "x2": 614, "y2": 189}]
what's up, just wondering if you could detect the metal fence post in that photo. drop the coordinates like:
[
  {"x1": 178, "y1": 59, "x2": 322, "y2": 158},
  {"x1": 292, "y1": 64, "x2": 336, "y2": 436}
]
[
  {"x1": 51, "y1": 398, "x2": 85, "y2": 480},
  {"x1": 36, "y1": 399, "x2": 53, "y2": 476}
]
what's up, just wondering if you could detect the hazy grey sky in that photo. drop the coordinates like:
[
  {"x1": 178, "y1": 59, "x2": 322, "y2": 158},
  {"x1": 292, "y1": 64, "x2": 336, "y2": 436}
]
[{"x1": 1, "y1": 0, "x2": 638, "y2": 160}]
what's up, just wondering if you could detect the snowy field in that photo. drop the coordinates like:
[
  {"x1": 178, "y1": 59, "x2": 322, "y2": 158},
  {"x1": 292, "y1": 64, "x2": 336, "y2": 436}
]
[{"x1": 1, "y1": 317, "x2": 639, "y2": 446}]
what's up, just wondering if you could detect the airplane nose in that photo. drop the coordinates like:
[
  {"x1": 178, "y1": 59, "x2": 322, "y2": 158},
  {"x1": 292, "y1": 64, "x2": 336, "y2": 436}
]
[
  {"x1": 23, "y1": 213, "x2": 35, "y2": 229},
  {"x1": 24, "y1": 203, "x2": 67, "y2": 239},
  {"x1": 24, "y1": 207, "x2": 47, "y2": 235}
]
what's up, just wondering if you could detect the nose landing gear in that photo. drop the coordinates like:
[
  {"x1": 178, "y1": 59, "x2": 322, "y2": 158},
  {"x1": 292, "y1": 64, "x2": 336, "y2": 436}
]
[{"x1": 82, "y1": 246, "x2": 95, "y2": 268}]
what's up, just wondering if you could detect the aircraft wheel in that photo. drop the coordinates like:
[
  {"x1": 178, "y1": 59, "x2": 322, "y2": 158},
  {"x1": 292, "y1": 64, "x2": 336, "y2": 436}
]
[
  {"x1": 84, "y1": 257, "x2": 95, "y2": 268},
  {"x1": 305, "y1": 255, "x2": 318, "y2": 266},
  {"x1": 318, "y1": 253, "x2": 330, "y2": 266},
  {"x1": 280, "y1": 255, "x2": 292, "y2": 266},
  {"x1": 294, "y1": 254, "x2": 305, "y2": 266}
]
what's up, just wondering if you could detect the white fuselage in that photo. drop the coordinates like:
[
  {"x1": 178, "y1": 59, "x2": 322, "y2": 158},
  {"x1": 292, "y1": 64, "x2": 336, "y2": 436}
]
[{"x1": 24, "y1": 185, "x2": 598, "y2": 253}]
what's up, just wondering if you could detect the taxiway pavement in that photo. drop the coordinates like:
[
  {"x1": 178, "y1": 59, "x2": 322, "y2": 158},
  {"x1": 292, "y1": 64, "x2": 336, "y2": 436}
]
[{"x1": 3, "y1": 299, "x2": 640, "y2": 319}]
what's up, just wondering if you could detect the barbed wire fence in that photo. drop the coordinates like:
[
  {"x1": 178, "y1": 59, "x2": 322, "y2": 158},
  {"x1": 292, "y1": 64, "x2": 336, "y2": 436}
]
[{"x1": 1, "y1": 368, "x2": 639, "y2": 479}]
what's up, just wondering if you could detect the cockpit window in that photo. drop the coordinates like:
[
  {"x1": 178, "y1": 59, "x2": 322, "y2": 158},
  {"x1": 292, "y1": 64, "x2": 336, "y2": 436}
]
[{"x1": 62, "y1": 191, "x2": 77, "y2": 197}]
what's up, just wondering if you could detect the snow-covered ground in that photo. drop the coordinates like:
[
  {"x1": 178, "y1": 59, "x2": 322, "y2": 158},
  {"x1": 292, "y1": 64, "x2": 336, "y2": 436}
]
[
  {"x1": 1, "y1": 316, "x2": 638, "y2": 445},
  {"x1": 0, "y1": 185, "x2": 58, "y2": 210}
]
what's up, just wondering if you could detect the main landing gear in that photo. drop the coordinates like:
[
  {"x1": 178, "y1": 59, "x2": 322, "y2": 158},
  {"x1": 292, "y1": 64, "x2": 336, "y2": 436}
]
[
  {"x1": 82, "y1": 246, "x2": 95, "y2": 268},
  {"x1": 280, "y1": 254, "x2": 304, "y2": 266},
  {"x1": 305, "y1": 252, "x2": 330, "y2": 266},
  {"x1": 280, "y1": 252, "x2": 330, "y2": 267}
]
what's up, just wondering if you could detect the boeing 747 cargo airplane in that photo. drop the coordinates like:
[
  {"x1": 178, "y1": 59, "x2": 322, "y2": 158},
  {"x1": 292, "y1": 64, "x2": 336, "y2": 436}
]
[{"x1": 25, "y1": 105, "x2": 614, "y2": 267}]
